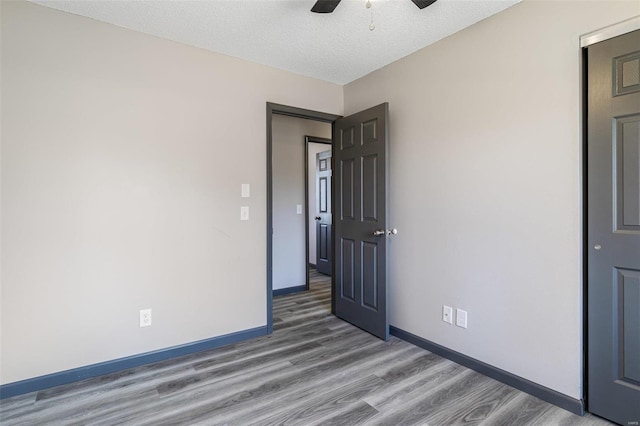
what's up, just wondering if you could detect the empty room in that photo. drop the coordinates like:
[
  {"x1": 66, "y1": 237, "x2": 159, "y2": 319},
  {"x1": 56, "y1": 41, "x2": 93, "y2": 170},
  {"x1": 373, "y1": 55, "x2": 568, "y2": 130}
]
[{"x1": 1, "y1": 0, "x2": 639, "y2": 424}]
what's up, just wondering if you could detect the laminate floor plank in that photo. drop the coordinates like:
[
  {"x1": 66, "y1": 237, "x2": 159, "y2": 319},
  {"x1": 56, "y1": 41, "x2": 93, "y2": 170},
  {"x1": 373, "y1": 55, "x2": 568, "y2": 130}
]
[
  {"x1": 271, "y1": 312, "x2": 334, "y2": 332},
  {"x1": 193, "y1": 326, "x2": 343, "y2": 371},
  {"x1": 96, "y1": 361, "x2": 291, "y2": 426},
  {"x1": 2, "y1": 359, "x2": 199, "y2": 423},
  {"x1": 87, "y1": 361, "x2": 295, "y2": 426},
  {"x1": 156, "y1": 341, "x2": 322, "y2": 395},
  {"x1": 288, "y1": 332, "x2": 380, "y2": 367},
  {"x1": 275, "y1": 303, "x2": 333, "y2": 319},
  {"x1": 136, "y1": 341, "x2": 413, "y2": 426},
  {"x1": 231, "y1": 321, "x2": 347, "y2": 353},
  {"x1": 104, "y1": 364, "x2": 297, "y2": 426},
  {"x1": 368, "y1": 370, "x2": 493, "y2": 425},
  {"x1": 375, "y1": 352, "x2": 448, "y2": 384},
  {"x1": 365, "y1": 360, "x2": 466, "y2": 412},
  {"x1": 289, "y1": 296, "x2": 331, "y2": 309},
  {"x1": 478, "y1": 392, "x2": 555, "y2": 426},
  {"x1": 423, "y1": 378, "x2": 520, "y2": 426},
  {"x1": 33, "y1": 342, "x2": 240, "y2": 405},
  {"x1": 273, "y1": 289, "x2": 329, "y2": 306},
  {"x1": 308, "y1": 401, "x2": 380, "y2": 426},
  {"x1": 246, "y1": 375, "x2": 386, "y2": 426},
  {"x1": 275, "y1": 309, "x2": 335, "y2": 324},
  {"x1": 275, "y1": 287, "x2": 329, "y2": 301},
  {"x1": 210, "y1": 340, "x2": 420, "y2": 426},
  {"x1": 0, "y1": 268, "x2": 614, "y2": 425},
  {"x1": 533, "y1": 407, "x2": 613, "y2": 426},
  {"x1": 0, "y1": 393, "x2": 36, "y2": 419}
]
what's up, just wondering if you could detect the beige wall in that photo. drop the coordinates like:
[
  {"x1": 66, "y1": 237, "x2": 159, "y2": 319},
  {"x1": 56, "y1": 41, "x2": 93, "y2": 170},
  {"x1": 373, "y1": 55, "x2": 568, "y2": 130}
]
[
  {"x1": 344, "y1": 0, "x2": 639, "y2": 399},
  {"x1": 272, "y1": 116, "x2": 331, "y2": 290},
  {"x1": 0, "y1": 1, "x2": 342, "y2": 384}
]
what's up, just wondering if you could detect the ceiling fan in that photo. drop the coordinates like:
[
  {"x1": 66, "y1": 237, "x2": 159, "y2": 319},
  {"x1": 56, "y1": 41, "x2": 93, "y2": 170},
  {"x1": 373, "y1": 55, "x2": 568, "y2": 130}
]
[{"x1": 311, "y1": 0, "x2": 437, "y2": 13}]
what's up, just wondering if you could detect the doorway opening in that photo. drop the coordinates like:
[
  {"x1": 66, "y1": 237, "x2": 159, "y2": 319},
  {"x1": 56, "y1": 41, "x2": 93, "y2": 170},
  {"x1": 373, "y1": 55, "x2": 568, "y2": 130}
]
[
  {"x1": 266, "y1": 103, "x2": 340, "y2": 333},
  {"x1": 267, "y1": 102, "x2": 392, "y2": 340}
]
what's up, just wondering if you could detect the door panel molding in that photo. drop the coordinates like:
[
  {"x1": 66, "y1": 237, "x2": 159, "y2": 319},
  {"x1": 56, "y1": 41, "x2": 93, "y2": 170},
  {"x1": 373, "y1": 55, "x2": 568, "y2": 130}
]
[
  {"x1": 613, "y1": 267, "x2": 640, "y2": 386},
  {"x1": 613, "y1": 114, "x2": 640, "y2": 232}
]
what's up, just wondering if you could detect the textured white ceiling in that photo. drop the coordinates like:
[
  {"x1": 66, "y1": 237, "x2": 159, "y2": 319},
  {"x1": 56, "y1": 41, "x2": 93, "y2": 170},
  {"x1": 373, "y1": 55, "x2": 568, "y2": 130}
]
[{"x1": 31, "y1": 0, "x2": 521, "y2": 85}]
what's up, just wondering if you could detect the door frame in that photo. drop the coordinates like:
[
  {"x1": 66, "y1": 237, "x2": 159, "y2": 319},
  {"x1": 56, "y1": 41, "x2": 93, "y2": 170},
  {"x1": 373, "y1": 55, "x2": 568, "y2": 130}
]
[
  {"x1": 304, "y1": 135, "x2": 332, "y2": 291},
  {"x1": 580, "y1": 18, "x2": 640, "y2": 413},
  {"x1": 266, "y1": 102, "x2": 341, "y2": 333}
]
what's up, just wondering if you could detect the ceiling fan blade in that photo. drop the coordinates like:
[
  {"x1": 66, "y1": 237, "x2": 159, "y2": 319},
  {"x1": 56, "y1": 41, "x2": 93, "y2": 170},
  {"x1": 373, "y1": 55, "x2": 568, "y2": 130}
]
[
  {"x1": 411, "y1": 0, "x2": 437, "y2": 9},
  {"x1": 311, "y1": 0, "x2": 342, "y2": 13}
]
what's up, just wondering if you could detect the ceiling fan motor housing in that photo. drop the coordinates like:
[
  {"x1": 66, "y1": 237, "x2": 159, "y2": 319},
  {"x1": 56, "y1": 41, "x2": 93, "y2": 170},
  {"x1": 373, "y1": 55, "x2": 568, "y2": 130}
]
[{"x1": 311, "y1": 0, "x2": 437, "y2": 13}]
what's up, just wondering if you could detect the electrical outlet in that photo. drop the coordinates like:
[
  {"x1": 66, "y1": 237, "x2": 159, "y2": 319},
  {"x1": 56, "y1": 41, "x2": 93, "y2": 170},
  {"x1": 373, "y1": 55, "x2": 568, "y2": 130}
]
[
  {"x1": 140, "y1": 309, "x2": 152, "y2": 327},
  {"x1": 456, "y1": 309, "x2": 467, "y2": 328},
  {"x1": 442, "y1": 305, "x2": 453, "y2": 324}
]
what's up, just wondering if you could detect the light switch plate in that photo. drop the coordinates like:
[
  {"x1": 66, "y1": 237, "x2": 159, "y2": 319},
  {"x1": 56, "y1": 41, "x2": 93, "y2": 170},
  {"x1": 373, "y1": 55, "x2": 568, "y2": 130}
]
[
  {"x1": 456, "y1": 309, "x2": 467, "y2": 328},
  {"x1": 296, "y1": 204, "x2": 303, "y2": 214},
  {"x1": 240, "y1": 206, "x2": 249, "y2": 221},
  {"x1": 241, "y1": 184, "x2": 250, "y2": 198}
]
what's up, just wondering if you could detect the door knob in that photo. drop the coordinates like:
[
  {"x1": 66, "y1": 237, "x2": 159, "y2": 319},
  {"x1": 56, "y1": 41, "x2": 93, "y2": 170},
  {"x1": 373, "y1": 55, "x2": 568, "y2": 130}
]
[
  {"x1": 373, "y1": 228, "x2": 398, "y2": 236},
  {"x1": 315, "y1": 216, "x2": 321, "y2": 221},
  {"x1": 594, "y1": 244, "x2": 602, "y2": 251}
]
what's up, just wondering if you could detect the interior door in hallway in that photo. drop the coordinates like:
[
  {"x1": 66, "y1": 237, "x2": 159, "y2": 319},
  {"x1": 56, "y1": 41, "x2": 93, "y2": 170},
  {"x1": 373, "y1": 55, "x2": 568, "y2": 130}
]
[
  {"x1": 334, "y1": 103, "x2": 393, "y2": 340},
  {"x1": 315, "y1": 150, "x2": 332, "y2": 275},
  {"x1": 587, "y1": 29, "x2": 640, "y2": 426}
]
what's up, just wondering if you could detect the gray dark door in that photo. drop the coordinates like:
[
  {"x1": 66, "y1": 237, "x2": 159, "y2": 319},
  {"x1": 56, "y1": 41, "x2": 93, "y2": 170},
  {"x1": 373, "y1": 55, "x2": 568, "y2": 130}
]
[
  {"x1": 315, "y1": 150, "x2": 332, "y2": 275},
  {"x1": 334, "y1": 103, "x2": 391, "y2": 340},
  {"x1": 587, "y1": 29, "x2": 640, "y2": 426}
]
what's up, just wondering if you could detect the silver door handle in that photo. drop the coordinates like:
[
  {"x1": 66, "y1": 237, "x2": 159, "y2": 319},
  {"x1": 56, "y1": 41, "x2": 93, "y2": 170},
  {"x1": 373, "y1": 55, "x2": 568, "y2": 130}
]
[{"x1": 373, "y1": 228, "x2": 398, "y2": 236}]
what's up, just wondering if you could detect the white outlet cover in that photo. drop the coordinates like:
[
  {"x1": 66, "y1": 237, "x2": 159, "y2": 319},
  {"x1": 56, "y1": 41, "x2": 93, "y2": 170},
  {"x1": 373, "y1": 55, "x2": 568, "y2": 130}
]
[
  {"x1": 140, "y1": 309, "x2": 152, "y2": 327},
  {"x1": 456, "y1": 309, "x2": 468, "y2": 328}
]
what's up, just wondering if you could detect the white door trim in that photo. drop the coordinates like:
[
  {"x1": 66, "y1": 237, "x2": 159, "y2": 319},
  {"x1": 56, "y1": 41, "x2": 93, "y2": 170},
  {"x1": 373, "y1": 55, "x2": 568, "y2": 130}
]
[{"x1": 581, "y1": 15, "x2": 640, "y2": 47}]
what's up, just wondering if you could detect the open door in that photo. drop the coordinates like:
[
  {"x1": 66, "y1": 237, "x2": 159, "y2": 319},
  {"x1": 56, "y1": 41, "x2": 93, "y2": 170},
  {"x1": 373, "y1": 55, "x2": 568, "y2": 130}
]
[
  {"x1": 333, "y1": 103, "x2": 393, "y2": 340},
  {"x1": 315, "y1": 150, "x2": 332, "y2": 275},
  {"x1": 587, "y1": 29, "x2": 640, "y2": 425}
]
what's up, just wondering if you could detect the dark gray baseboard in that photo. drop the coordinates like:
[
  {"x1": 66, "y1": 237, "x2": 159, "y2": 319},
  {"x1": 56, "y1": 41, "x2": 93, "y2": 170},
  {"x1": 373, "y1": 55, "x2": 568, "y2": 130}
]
[
  {"x1": 0, "y1": 326, "x2": 268, "y2": 399},
  {"x1": 308, "y1": 263, "x2": 316, "y2": 268},
  {"x1": 273, "y1": 285, "x2": 307, "y2": 296},
  {"x1": 390, "y1": 326, "x2": 585, "y2": 416}
]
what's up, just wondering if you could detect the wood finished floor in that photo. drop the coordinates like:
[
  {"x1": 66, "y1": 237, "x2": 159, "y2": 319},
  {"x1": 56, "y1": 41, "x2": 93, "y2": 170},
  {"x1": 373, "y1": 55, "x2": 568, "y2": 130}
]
[{"x1": 1, "y1": 269, "x2": 613, "y2": 426}]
